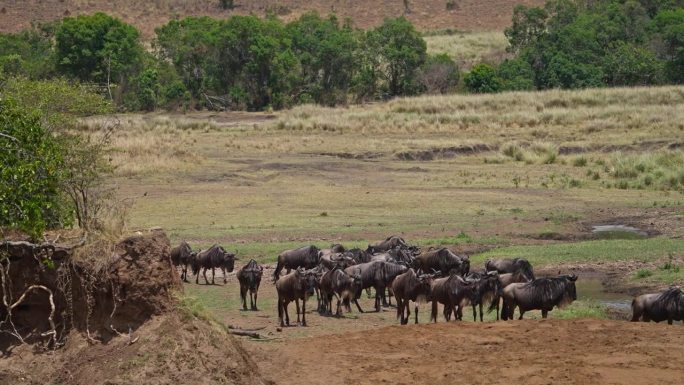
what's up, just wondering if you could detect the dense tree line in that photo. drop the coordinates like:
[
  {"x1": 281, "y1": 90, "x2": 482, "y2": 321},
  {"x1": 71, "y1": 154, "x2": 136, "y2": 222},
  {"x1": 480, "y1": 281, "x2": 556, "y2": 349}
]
[
  {"x1": 2, "y1": 2, "x2": 684, "y2": 108},
  {"x1": 465, "y1": 0, "x2": 684, "y2": 93},
  {"x1": 0, "y1": 12, "x2": 454, "y2": 111}
]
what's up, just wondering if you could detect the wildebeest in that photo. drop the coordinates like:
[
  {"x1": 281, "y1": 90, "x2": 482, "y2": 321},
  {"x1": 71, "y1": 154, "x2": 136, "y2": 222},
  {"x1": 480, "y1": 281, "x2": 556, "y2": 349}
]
[
  {"x1": 392, "y1": 268, "x2": 433, "y2": 324},
  {"x1": 631, "y1": 287, "x2": 684, "y2": 324},
  {"x1": 485, "y1": 258, "x2": 535, "y2": 281},
  {"x1": 380, "y1": 262, "x2": 409, "y2": 306},
  {"x1": 170, "y1": 241, "x2": 196, "y2": 282},
  {"x1": 498, "y1": 270, "x2": 532, "y2": 288},
  {"x1": 501, "y1": 274, "x2": 578, "y2": 320},
  {"x1": 344, "y1": 248, "x2": 371, "y2": 264},
  {"x1": 465, "y1": 271, "x2": 501, "y2": 322},
  {"x1": 237, "y1": 259, "x2": 263, "y2": 311},
  {"x1": 318, "y1": 267, "x2": 363, "y2": 316},
  {"x1": 273, "y1": 245, "x2": 321, "y2": 282},
  {"x1": 320, "y1": 244, "x2": 346, "y2": 256},
  {"x1": 193, "y1": 244, "x2": 237, "y2": 285},
  {"x1": 413, "y1": 247, "x2": 470, "y2": 276},
  {"x1": 345, "y1": 261, "x2": 386, "y2": 312},
  {"x1": 430, "y1": 273, "x2": 473, "y2": 322},
  {"x1": 319, "y1": 252, "x2": 355, "y2": 270},
  {"x1": 276, "y1": 268, "x2": 318, "y2": 327},
  {"x1": 366, "y1": 236, "x2": 409, "y2": 254}
]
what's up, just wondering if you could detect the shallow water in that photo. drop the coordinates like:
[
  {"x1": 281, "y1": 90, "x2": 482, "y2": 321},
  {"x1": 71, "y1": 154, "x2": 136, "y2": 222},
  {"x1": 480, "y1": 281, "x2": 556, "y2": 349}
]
[
  {"x1": 591, "y1": 224, "x2": 647, "y2": 237},
  {"x1": 576, "y1": 277, "x2": 632, "y2": 310}
]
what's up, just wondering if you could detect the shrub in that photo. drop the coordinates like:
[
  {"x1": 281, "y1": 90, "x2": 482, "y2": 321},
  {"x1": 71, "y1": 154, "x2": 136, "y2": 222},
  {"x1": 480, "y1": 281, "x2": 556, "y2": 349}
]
[
  {"x1": 635, "y1": 269, "x2": 653, "y2": 279},
  {"x1": 417, "y1": 53, "x2": 459, "y2": 94},
  {"x1": 464, "y1": 63, "x2": 503, "y2": 93}
]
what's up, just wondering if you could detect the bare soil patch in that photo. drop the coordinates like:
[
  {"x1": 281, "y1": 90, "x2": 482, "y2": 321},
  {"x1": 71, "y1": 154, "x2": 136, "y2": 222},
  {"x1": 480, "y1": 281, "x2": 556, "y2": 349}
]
[{"x1": 248, "y1": 318, "x2": 684, "y2": 385}]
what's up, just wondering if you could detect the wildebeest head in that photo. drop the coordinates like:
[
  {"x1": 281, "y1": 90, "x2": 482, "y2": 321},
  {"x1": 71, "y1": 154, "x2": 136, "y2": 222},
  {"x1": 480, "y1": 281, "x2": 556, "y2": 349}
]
[
  {"x1": 564, "y1": 274, "x2": 578, "y2": 301},
  {"x1": 221, "y1": 249, "x2": 238, "y2": 272},
  {"x1": 302, "y1": 269, "x2": 318, "y2": 297}
]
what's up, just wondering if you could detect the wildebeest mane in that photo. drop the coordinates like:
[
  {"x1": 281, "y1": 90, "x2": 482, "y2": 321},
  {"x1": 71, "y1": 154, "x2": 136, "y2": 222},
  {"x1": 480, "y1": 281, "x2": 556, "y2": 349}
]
[{"x1": 518, "y1": 275, "x2": 576, "y2": 308}]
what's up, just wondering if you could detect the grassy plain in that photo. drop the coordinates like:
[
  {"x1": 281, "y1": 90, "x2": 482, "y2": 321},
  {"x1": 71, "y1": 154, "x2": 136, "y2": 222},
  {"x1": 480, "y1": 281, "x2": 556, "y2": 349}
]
[{"x1": 95, "y1": 86, "x2": 684, "y2": 292}]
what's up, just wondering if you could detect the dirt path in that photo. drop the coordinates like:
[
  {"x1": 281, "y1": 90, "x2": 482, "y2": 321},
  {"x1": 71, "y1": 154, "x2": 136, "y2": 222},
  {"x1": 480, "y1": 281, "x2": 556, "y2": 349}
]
[{"x1": 248, "y1": 318, "x2": 684, "y2": 385}]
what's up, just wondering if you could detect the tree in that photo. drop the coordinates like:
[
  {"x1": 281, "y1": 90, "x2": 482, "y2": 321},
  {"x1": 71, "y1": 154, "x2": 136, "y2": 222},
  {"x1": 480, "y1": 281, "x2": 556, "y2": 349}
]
[
  {"x1": 653, "y1": 8, "x2": 684, "y2": 82},
  {"x1": 603, "y1": 42, "x2": 664, "y2": 85},
  {"x1": 55, "y1": 13, "x2": 143, "y2": 87},
  {"x1": 367, "y1": 17, "x2": 427, "y2": 97},
  {"x1": 287, "y1": 12, "x2": 359, "y2": 105},
  {"x1": 2, "y1": 78, "x2": 114, "y2": 234},
  {"x1": 0, "y1": 99, "x2": 68, "y2": 238},
  {"x1": 498, "y1": 58, "x2": 535, "y2": 91},
  {"x1": 505, "y1": 5, "x2": 549, "y2": 54},
  {"x1": 464, "y1": 63, "x2": 503, "y2": 93}
]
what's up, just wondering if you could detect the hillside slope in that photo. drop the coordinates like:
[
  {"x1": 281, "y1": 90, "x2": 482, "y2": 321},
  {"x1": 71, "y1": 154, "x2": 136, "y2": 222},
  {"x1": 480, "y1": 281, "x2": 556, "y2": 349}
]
[{"x1": 0, "y1": 0, "x2": 545, "y2": 38}]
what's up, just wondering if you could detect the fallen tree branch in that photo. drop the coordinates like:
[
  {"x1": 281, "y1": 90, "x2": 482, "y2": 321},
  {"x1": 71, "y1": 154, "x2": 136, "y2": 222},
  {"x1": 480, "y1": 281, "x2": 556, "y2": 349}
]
[
  {"x1": 229, "y1": 329, "x2": 260, "y2": 338},
  {"x1": 227, "y1": 325, "x2": 266, "y2": 331}
]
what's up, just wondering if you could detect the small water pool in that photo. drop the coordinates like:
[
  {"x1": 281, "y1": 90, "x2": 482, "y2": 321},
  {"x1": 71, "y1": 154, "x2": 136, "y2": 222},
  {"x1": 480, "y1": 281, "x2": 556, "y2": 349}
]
[{"x1": 576, "y1": 276, "x2": 632, "y2": 311}]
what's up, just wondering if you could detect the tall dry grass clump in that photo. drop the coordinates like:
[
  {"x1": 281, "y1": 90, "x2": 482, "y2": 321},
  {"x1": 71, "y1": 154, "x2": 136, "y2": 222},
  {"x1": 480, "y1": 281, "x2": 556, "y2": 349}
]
[
  {"x1": 605, "y1": 151, "x2": 684, "y2": 191},
  {"x1": 80, "y1": 115, "x2": 207, "y2": 176}
]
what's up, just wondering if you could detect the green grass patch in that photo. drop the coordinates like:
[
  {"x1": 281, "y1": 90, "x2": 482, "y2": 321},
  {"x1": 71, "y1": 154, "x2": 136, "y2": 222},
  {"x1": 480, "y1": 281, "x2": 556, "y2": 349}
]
[
  {"x1": 552, "y1": 300, "x2": 608, "y2": 320},
  {"x1": 593, "y1": 230, "x2": 647, "y2": 240},
  {"x1": 635, "y1": 268, "x2": 653, "y2": 279},
  {"x1": 473, "y1": 238, "x2": 684, "y2": 267}
]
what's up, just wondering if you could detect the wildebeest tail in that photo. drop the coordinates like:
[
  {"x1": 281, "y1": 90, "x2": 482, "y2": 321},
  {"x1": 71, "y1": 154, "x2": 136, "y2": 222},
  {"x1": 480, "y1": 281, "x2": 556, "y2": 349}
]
[{"x1": 272, "y1": 258, "x2": 283, "y2": 282}]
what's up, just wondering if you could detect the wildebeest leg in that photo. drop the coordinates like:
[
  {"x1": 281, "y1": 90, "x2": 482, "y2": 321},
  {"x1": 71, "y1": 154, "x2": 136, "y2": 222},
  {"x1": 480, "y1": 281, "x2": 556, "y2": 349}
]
[
  {"x1": 240, "y1": 285, "x2": 247, "y2": 310},
  {"x1": 472, "y1": 304, "x2": 477, "y2": 322},
  {"x1": 541, "y1": 309, "x2": 548, "y2": 319},
  {"x1": 203, "y1": 268, "x2": 210, "y2": 285},
  {"x1": 278, "y1": 298, "x2": 284, "y2": 326},
  {"x1": 668, "y1": 318, "x2": 673, "y2": 325},
  {"x1": 253, "y1": 290, "x2": 259, "y2": 311},
  {"x1": 496, "y1": 299, "x2": 500, "y2": 321},
  {"x1": 335, "y1": 293, "x2": 344, "y2": 317},
  {"x1": 375, "y1": 288, "x2": 382, "y2": 312},
  {"x1": 195, "y1": 269, "x2": 200, "y2": 284},
  {"x1": 301, "y1": 299, "x2": 307, "y2": 327},
  {"x1": 354, "y1": 299, "x2": 364, "y2": 313},
  {"x1": 414, "y1": 304, "x2": 419, "y2": 325},
  {"x1": 284, "y1": 301, "x2": 290, "y2": 326},
  {"x1": 295, "y1": 299, "x2": 301, "y2": 325},
  {"x1": 222, "y1": 267, "x2": 227, "y2": 284},
  {"x1": 211, "y1": 267, "x2": 216, "y2": 285},
  {"x1": 431, "y1": 301, "x2": 438, "y2": 323},
  {"x1": 479, "y1": 303, "x2": 484, "y2": 322},
  {"x1": 518, "y1": 309, "x2": 525, "y2": 320}
]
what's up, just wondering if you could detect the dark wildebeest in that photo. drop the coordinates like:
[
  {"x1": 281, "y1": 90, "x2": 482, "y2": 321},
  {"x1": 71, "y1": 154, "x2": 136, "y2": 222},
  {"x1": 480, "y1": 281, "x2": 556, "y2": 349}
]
[
  {"x1": 366, "y1": 236, "x2": 409, "y2": 254},
  {"x1": 276, "y1": 268, "x2": 318, "y2": 327},
  {"x1": 465, "y1": 271, "x2": 501, "y2": 321},
  {"x1": 345, "y1": 248, "x2": 371, "y2": 264},
  {"x1": 501, "y1": 274, "x2": 578, "y2": 320},
  {"x1": 170, "y1": 241, "x2": 196, "y2": 282},
  {"x1": 485, "y1": 258, "x2": 535, "y2": 281},
  {"x1": 430, "y1": 274, "x2": 473, "y2": 323},
  {"x1": 498, "y1": 270, "x2": 533, "y2": 288},
  {"x1": 318, "y1": 267, "x2": 363, "y2": 316},
  {"x1": 380, "y1": 262, "x2": 409, "y2": 307},
  {"x1": 631, "y1": 287, "x2": 684, "y2": 324},
  {"x1": 413, "y1": 247, "x2": 470, "y2": 276},
  {"x1": 320, "y1": 244, "x2": 346, "y2": 256},
  {"x1": 345, "y1": 261, "x2": 386, "y2": 312},
  {"x1": 237, "y1": 259, "x2": 263, "y2": 311},
  {"x1": 193, "y1": 244, "x2": 237, "y2": 285},
  {"x1": 272, "y1": 245, "x2": 321, "y2": 282},
  {"x1": 392, "y1": 268, "x2": 433, "y2": 324},
  {"x1": 319, "y1": 252, "x2": 355, "y2": 270}
]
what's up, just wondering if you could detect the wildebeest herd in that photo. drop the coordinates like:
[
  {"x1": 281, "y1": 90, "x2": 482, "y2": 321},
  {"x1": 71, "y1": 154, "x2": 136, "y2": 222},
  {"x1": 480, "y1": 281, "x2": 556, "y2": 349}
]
[{"x1": 171, "y1": 236, "x2": 684, "y2": 327}]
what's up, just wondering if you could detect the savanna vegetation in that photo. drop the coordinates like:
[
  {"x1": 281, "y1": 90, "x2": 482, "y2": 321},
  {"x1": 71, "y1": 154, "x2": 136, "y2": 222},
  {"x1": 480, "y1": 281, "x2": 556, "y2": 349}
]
[{"x1": 2, "y1": 0, "x2": 681, "y2": 113}]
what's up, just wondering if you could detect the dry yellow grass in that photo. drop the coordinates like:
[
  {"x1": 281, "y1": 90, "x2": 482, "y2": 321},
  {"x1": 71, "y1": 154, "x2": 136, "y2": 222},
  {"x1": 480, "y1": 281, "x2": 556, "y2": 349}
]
[
  {"x1": 424, "y1": 31, "x2": 510, "y2": 69},
  {"x1": 91, "y1": 85, "x2": 684, "y2": 248}
]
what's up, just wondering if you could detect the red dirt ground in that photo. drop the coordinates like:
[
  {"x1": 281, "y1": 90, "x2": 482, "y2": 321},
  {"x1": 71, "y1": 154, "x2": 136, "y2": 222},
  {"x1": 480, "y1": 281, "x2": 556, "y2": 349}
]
[
  {"x1": 249, "y1": 318, "x2": 684, "y2": 385},
  {"x1": 0, "y1": 0, "x2": 547, "y2": 38}
]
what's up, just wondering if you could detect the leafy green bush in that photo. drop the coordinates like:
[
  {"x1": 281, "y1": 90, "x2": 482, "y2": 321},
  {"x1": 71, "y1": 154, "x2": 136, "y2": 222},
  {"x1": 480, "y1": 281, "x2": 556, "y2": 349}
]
[
  {"x1": 0, "y1": 99, "x2": 70, "y2": 237},
  {"x1": 464, "y1": 63, "x2": 503, "y2": 93}
]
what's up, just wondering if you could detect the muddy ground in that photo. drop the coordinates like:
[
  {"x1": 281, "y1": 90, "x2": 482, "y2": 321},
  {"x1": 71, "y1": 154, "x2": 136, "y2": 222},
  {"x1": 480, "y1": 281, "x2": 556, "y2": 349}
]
[{"x1": 250, "y1": 318, "x2": 684, "y2": 385}]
